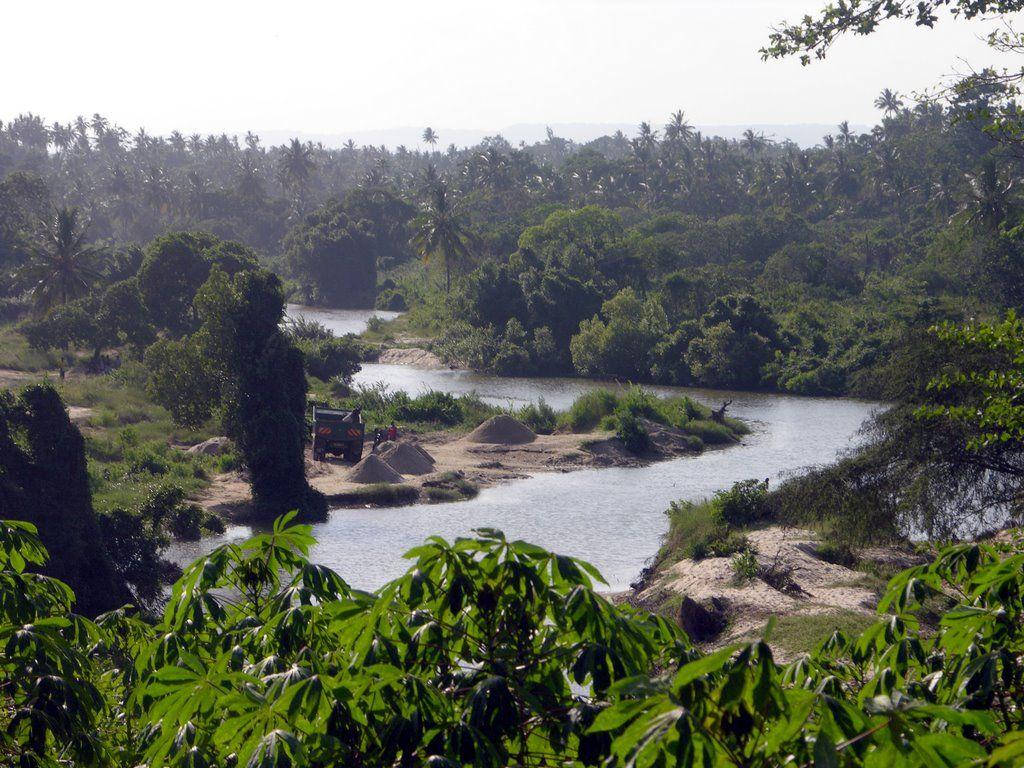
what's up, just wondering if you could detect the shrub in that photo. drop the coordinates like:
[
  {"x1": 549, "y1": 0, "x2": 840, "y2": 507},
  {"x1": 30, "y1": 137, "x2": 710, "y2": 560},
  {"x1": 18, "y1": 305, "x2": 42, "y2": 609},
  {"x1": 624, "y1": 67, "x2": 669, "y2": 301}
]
[
  {"x1": 615, "y1": 411, "x2": 651, "y2": 453},
  {"x1": 691, "y1": 530, "x2": 750, "y2": 561},
  {"x1": 328, "y1": 483, "x2": 419, "y2": 506},
  {"x1": 166, "y1": 503, "x2": 207, "y2": 540},
  {"x1": 563, "y1": 390, "x2": 619, "y2": 431},
  {"x1": 713, "y1": 478, "x2": 772, "y2": 527},
  {"x1": 684, "y1": 419, "x2": 737, "y2": 445},
  {"x1": 298, "y1": 335, "x2": 363, "y2": 382},
  {"x1": 517, "y1": 398, "x2": 557, "y2": 434},
  {"x1": 617, "y1": 386, "x2": 661, "y2": 421},
  {"x1": 815, "y1": 541, "x2": 859, "y2": 568},
  {"x1": 283, "y1": 315, "x2": 333, "y2": 342},
  {"x1": 394, "y1": 390, "x2": 462, "y2": 426},
  {"x1": 731, "y1": 549, "x2": 759, "y2": 584}
]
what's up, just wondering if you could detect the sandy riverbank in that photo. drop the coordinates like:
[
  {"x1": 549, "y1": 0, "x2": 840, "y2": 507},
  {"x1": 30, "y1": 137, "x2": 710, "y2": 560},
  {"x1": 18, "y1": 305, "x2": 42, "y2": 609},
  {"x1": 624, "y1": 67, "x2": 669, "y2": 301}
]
[{"x1": 193, "y1": 423, "x2": 701, "y2": 518}]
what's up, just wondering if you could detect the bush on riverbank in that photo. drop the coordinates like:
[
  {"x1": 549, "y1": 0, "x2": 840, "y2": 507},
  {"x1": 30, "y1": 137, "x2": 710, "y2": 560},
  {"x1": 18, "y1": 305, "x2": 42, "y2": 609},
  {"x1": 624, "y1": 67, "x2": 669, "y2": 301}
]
[
  {"x1": 559, "y1": 387, "x2": 748, "y2": 453},
  {"x1": 327, "y1": 482, "x2": 420, "y2": 507},
  {"x1": 326, "y1": 383, "x2": 504, "y2": 432}
]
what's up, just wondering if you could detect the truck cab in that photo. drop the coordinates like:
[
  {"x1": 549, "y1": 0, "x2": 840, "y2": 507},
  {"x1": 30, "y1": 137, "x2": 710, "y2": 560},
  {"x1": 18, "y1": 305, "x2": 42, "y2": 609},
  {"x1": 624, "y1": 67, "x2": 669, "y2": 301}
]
[{"x1": 311, "y1": 406, "x2": 365, "y2": 463}]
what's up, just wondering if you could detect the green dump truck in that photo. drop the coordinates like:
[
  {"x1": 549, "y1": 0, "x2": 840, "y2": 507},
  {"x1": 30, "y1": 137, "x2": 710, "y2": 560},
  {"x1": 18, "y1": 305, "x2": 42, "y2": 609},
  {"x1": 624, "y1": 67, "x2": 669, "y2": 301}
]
[{"x1": 311, "y1": 406, "x2": 365, "y2": 462}]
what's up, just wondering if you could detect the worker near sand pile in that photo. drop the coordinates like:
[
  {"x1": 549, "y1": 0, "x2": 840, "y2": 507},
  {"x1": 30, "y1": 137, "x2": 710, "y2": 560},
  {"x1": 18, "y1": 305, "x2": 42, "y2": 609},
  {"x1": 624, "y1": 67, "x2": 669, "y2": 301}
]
[{"x1": 387, "y1": 423, "x2": 399, "y2": 441}]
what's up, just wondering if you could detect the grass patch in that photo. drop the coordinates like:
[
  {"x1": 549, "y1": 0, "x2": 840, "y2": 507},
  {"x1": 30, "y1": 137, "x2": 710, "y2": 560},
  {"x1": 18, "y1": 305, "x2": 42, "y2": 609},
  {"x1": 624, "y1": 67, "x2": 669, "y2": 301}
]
[
  {"x1": 558, "y1": 387, "x2": 746, "y2": 449},
  {"x1": 321, "y1": 382, "x2": 505, "y2": 434},
  {"x1": 683, "y1": 419, "x2": 737, "y2": 445},
  {"x1": 327, "y1": 483, "x2": 420, "y2": 507},
  {"x1": 768, "y1": 610, "x2": 877, "y2": 655},
  {"x1": 0, "y1": 324, "x2": 58, "y2": 371},
  {"x1": 423, "y1": 472, "x2": 479, "y2": 503}
]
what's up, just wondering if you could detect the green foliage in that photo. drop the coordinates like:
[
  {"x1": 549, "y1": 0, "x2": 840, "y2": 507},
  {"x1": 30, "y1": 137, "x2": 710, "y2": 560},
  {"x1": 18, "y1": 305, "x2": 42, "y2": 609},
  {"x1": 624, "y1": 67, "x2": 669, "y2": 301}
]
[
  {"x1": 327, "y1": 483, "x2": 420, "y2": 507},
  {"x1": 144, "y1": 338, "x2": 219, "y2": 428},
  {"x1": 686, "y1": 294, "x2": 783, "y2": 389},
  {"x1": 570, "y1": 288, "x2": 669, "y2": 379},
  {"x1": 294, "y1": 334, "x2": 364, "y2": 382},
  {"x1": 516, "y1": 397, "x2": 557, "y2": 434},
  {"x1": 282, "y1": 197, "x2": 378, "y2": 307},
  {"x1": 339, "y1": 383, "x2": 503, "y2": 431},
  {"x1": 713, "y1": 478, "x2": 773, "y2": 527},
  {"x1": 922, "y1": 311, "x2": 1024, "y2": 449},
  {"x1": 731, "y1": 548, "x2": 760, "y2": 583},
  {"x1": 613, "y1": 410, "x2": 651, "y2": 453},
  {"x1": 659, "y1": 498, "x2": 752, "y2": 563},
  {"x1": 3, "y1": 515, "x2": 1024, "y2": 767},
  {"x1": 137, "y1": 231, "x2": 257, "y2": 336},
  {"x1": 562, "y1": 389, "x2": 621, "y2": 431}
]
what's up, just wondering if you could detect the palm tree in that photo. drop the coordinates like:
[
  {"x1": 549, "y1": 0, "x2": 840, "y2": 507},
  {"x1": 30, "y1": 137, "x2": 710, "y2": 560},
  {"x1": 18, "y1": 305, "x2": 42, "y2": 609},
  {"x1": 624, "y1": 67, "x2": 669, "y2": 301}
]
[
  {"x1": 278, "y1": 138, "x2": 316, "y2": 198},
  {"x1": 636, "y1": 122, "x2": 659, "y2": 152},
  {"x1": 237, "y1": 152, "x2": 265, "y2": 202},
  {"x1": 837, "y1": 120, "x2": 854, "y2": 148},
  {"x1": 741, "y1": 129, "x2": 768, "y2": 154},
  {"x1": 413, "y1": 181, "x2": 473, "y2": 293},
  {"x1": 874, "y1": 88, "x2": 904, "y2": 116},
  {"x1": 422, "y1": 127, "x2": 438, "y2": 150},
  {"x1": 19, "y1": 207, "x2": 104, "y2": 312},
  {"x1": 664, "y1": 110, "x2": 694, "y2": 145},
  {"x1": 965, "y1": 156, "x2": 1015, "y2": 232}
]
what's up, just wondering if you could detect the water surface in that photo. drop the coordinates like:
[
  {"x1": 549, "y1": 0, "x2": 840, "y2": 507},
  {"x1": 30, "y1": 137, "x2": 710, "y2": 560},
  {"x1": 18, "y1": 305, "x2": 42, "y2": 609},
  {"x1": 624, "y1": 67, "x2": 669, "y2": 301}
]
[
  {"x1": 286, "y1": 304, "x2": 402, "y2": 336},
  {"x1": 170, "y1": 306, "x2": 878, "y2": 592}
]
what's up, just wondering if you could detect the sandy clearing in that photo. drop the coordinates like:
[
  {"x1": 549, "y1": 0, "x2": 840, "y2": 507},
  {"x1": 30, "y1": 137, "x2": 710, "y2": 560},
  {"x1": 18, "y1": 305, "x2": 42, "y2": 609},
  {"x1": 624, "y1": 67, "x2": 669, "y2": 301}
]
[
  {"x1": 634, "y1": 526, "x2": 886, "y2": 649},
  {"x1": 375, "y1": 347, "x2": 445, "y2": 368},
  {"x1": 67, "y1": 406, "x2": 94, "y2": 424},
  {"x1": 0, "y1": 368, "x2": 45, "y2": 389},
  {"x1": 194, "y1": 428, "x2": 652, "y2": 516}
]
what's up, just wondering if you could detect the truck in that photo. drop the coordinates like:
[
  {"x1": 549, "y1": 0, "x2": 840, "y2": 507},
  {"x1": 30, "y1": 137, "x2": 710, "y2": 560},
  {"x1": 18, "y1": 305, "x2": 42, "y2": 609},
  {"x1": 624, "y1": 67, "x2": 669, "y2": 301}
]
[{"x1": 311, "y1": 406, "x2": 365, "y2": 463}]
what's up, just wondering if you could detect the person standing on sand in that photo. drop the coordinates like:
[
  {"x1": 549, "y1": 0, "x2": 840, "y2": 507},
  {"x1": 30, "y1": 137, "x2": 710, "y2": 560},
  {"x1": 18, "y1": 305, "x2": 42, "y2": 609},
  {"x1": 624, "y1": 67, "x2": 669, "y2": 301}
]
[{"x1": 387, "y1": 423, "x2": 398, "y2": 441}]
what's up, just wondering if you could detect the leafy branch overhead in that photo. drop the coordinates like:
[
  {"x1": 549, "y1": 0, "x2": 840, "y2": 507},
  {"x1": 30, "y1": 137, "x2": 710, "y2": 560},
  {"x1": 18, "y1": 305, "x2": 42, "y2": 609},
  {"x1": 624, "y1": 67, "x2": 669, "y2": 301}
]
[{"x1": 762, "y1": 0, "x2": 1024, "y2": 63}]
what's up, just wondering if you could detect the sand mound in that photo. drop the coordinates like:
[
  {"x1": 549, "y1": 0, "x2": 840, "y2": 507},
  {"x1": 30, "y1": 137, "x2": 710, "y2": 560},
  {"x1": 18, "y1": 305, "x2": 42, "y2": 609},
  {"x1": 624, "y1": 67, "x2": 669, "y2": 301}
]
[
  {"x1": 466, "y1": 415, "x2": 536, "y2": 445},
  {"x1": 380, "y1": 442, "x2": 436, "y2": 475},
  {"x1": 346, "y1": 454, "x2": 404, "y2": 484}
]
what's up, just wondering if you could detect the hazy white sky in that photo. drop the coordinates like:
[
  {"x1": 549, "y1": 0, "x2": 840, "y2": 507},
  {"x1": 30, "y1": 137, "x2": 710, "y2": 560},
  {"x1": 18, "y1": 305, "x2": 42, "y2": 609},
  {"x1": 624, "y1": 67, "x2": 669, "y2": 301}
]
[{"x1": 1, "y1": 0, "x2": 1017, "y2": 136}]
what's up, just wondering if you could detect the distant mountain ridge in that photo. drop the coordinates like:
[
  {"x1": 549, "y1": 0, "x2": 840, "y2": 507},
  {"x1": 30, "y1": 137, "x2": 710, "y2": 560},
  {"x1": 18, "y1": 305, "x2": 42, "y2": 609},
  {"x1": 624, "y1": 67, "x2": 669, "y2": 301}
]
[{"x1": 253, "y1": 122, "x2": 871, "y2": 151}]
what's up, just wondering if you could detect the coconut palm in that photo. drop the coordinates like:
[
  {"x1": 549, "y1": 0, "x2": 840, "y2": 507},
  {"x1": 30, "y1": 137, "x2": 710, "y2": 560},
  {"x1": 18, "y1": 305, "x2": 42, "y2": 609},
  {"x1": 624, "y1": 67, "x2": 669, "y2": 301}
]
[
  {"x1": 837, "y1": 120, "x2": 854, "y2": 147},
  {"x1": 422, "y1": 127, "x2": 438, "y2": 149},
  {"x1": 237, "y1": 152, "x2": 265, "y2": 202},
  {"x1": 741, "y1": 129, "x2": 768, "y2": 154},
  {"x1": 413, "y1": 181, "x2": 473, "y2": 293},
  {"x1": 874, "y1": 88, "x2": 905, "y2": 116},
  {"x1": 278, "y1": 138, "x2": 316, "y2": 198},
  {"x1": 19, "y1": 207, "x2": 104, "y2": 311},
  {"x1": 964, "y1": 156, "x2": 1015, "y2": 232},
  {"x1": 664, "y1": 110, "x2": 694, "y2": 145}
]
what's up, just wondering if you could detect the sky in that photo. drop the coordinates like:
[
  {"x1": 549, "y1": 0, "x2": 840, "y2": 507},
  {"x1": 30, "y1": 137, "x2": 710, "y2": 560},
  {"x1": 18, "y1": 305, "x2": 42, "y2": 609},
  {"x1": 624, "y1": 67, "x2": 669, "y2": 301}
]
[{"x1": 1, "y1": 0, "x2": 1018, "y2": 142}]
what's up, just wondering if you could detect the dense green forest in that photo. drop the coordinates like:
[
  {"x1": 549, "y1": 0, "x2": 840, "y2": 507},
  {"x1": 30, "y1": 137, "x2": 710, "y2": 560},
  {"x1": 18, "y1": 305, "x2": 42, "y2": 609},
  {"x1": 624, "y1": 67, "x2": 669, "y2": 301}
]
[
  {"x1": 3, "y1": 0, "x2": 1024, "y2": 764},
  {"x1": 3, "y1": 74, "x2": 1023, "y2": 395}
]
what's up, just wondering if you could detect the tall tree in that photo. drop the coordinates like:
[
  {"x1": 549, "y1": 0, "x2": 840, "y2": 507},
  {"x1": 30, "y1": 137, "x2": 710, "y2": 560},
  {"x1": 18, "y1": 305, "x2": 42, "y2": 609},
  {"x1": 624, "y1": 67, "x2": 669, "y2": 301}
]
[
  {"x1": 18, "y1": 207, "x2": 103, "y2": 312},
  {"x1": 413, "y1": 181, "x2": 473, "y2": 293},
  {"x1": 874, "y1": 88, "x2": 905, "y2": 115}
]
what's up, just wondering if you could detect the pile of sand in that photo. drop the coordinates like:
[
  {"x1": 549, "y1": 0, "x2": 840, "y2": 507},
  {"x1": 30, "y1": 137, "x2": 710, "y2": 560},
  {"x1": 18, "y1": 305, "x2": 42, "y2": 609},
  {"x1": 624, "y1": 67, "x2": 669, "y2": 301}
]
[
  {"x1": 466, "y1": 415, "x2": 536, "y2": 445},
  {"x1": 346, "y1": 454, "x2": 404, "y2": 484},
  {"x1": 380, "y1": 442, "x2": 436, "y2": 475}
]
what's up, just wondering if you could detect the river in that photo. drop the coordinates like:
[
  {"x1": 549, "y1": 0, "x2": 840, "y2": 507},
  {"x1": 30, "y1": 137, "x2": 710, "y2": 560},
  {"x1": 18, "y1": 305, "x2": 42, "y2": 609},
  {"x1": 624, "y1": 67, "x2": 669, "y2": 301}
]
[{"x1": 169, "y1": 307, "x2": 878, "y2": 592}]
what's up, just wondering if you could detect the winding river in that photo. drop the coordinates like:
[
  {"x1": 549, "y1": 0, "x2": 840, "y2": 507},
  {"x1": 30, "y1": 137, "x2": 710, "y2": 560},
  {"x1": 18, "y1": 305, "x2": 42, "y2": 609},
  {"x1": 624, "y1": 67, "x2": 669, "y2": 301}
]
[{"x1": 168, "y1": 307, "x2": 878, "y2": 592}]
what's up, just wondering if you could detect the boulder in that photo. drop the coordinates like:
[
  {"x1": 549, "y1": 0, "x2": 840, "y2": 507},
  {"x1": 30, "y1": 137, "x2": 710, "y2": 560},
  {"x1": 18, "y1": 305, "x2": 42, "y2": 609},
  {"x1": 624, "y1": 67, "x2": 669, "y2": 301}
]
[{"x1": 187, "y1": 436, "x2": 234, "y2": 456}]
